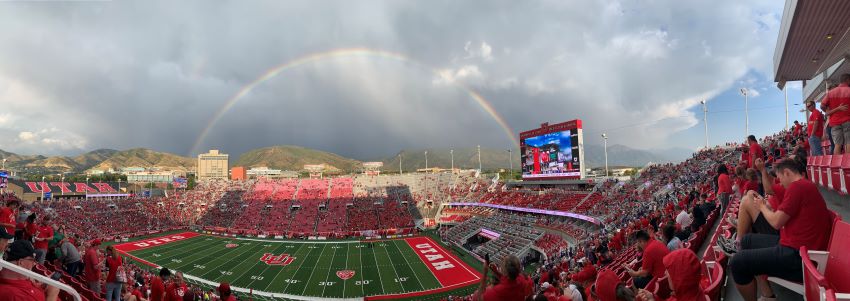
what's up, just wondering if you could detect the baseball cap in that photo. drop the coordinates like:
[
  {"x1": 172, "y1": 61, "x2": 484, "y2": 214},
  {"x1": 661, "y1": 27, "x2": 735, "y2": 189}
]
[
  {"x1": 218, "y1": 282, "x2": 232, "y2": 295},
  {"x1": 0, "y1": 227, "x2": 13, "y2": 240},
  {"x1": 7, "y1": 240, "x2": 36, "y2": 261}
]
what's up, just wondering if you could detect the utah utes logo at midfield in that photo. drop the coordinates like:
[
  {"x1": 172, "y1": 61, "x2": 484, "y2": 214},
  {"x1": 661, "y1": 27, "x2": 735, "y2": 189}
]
[
  {"x1": 260, "y1": 253, "x2": 295, "y2": 266},
  {"x1": 336, "y1": 270, "x2": 355, "y2": 280}
]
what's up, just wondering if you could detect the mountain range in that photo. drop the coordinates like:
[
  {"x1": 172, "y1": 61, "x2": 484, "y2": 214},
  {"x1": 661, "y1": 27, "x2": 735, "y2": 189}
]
[{"x1": 0, "y1": 144, "x2": 695, "y2": 175}]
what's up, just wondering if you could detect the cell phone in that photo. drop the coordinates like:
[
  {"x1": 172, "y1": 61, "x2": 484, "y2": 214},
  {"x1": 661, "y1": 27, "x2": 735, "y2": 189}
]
[
  {"x1": 51, "y1": 271, "x2": 62, "y2": 281},
  {"x1": 484, "y1": 253, "x2": 490, "y2": 262}
]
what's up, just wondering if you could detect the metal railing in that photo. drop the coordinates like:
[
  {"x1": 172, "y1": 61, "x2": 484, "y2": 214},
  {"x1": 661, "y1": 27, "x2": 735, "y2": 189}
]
[{"x1": 0, "y1": 259, "x2": 82, "y2": 301}]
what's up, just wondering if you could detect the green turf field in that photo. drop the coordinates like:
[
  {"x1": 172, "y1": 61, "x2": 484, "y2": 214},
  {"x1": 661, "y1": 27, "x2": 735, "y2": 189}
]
[{"x1": 117, "y1": 232, "x2": 479, "y2": 300}]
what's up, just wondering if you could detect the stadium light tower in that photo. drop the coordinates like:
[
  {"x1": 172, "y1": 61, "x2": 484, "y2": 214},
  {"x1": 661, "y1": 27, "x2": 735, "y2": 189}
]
[
  {"x1": 784, "y1": 87, "x2": 789, "y2": 131},
  {"x1": 450, "y1": 149, "x2": 454, "y2": 172},
  {"x1": 740, "y1": 88, "x2": 749, "y2": 136},
  {"x1": 507, "y1": 149, "x2": 513, "y2": 180},
  {"x1": 701, "y1": 100, "x2": 708, "y2": 149},
  {"x1": 477, "y1": 145, "x2": 482, "y2": 172},
  {"x1": 601, "y1": 133, "x2": 609, "y2": 177}
]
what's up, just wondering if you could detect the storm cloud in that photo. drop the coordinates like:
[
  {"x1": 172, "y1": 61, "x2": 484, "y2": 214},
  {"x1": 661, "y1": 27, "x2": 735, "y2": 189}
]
[{"x1": 0, "y1": 0, "x2": 782, "y2": 159}]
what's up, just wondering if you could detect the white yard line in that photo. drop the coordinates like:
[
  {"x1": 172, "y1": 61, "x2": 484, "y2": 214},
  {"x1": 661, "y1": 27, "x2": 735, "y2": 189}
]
[
  {"x1": 390, "y1": 240, "x2": 427, "y2": 290},
  {"x1": 320, "y1": 244, "x2": 340, "y2": 296},
  {"x1": 342, "y1": 244, "x2": 350, "y2": 298},
  {"x1": 301, "y1": 244, "x2": 329, "y2": 295},
  {"x1": 263, "y1": 243, "x2": 307, "y2": 292},
  {"x1": 281, "y1": 244, "x2": 317, "y2": 293},
  {"x1": 380, "y1": 242, "x2": 406, "y2": 293},
  {"x1": 369, "y1": 244, "x2": 387, "y2": 295}
]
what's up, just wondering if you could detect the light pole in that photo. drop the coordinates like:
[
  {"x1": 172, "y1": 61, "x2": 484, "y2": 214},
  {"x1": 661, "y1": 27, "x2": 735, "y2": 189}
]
[
  {"x1": 60, "y1": 174, "x2": 64, "y2": 196},
  {"x1": 740, "y1": 88, "x2": 749, "y2": 136},
  {"x1": 2, "y1": 158, "x2": 5, "y2": 170},
  {"x1": 477, "y1": 145, "x2": 482, "y2": 172},
  {"x1": 424, "y1": 151, "x2": 428, "y2": 171},
  {"x1": 41, "y1": 176, "x2": 45, "y2": 200},
  {"x1": 86, "y1": 176, "x2": 90, "y2": 198},
  {"x1": 601, "y1": 133, "x2": 609, "y2": 177},
  {"x1": 450, "y1": 149, "x2": 454, "y2": 172},
  {"x1": 507, "y1": 149, "x2": 513, "y2": 180},
  {"x1": 701, "y1": 100, "x2": 708, "y2": 149},
  {"x1": 784, "y1": 87, "x2": 789, "y2": 131},
  {"x1": 398, "y1": 154, "x2": 402, "y2": 175}
]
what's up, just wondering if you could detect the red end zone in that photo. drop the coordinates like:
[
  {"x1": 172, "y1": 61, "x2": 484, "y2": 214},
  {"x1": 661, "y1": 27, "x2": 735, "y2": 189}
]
[
  {"x1": 368, "y1": 236, "x2": 481, "y2": 300},
  {"x1": 114, "y1": 232, "x2": 200, "y2": 252},
  {"x1": 114, "y1": 232, "x2": 201, "y2": 268}
]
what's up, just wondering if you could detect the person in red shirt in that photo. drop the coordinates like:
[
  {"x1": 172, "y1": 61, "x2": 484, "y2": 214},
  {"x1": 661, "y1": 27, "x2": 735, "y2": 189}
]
[
  {"x1": 165, "y1": 272, "x2": 188, "y2": 301},
  {"x1": 722, "y1": 159, "x2": 781, "y2": 254},
  {"x1": 23, "y1": 214, "x2": 37, "y2": 241},
  {"x1": 570, "y1": 260, "x2": 597, "y2": 283},
  {"x1": 150, "y1": 268, "x2": 171, "y2": 301},
  {"x1": 33, "y1": 216, "x2": 54, "y2": 264},
  {"x1": 793, "y1": 120, "x2": 803, "y2": 137},
  {"x1": 821, "y1": 74, "x2": 850, "y2": 154},
  {"x1": 636, "y1": 249, "x2": 707, "y2": 301},
  {"x1": 595, "y1": 270, "x2": 635, "y2": 301},
  {"x1": 742, "y1": 169, "x2": 760, "y2": 195},
  {"x1": 664, "y1": 249, "x2": 707, "y2": 301},
  {"x1": 807, "y1": 101, "x2": 826, "y2": 156},
  {"x1": 218, "y1": 282, "x2": 236, "y2": 301},
  {"x1": 474, "y1": 255, "x2": 533, "y2": 300},
  {"x1": 747, "y1": 135, "x2": 764, "y2": 169},
  {"x1": 105, "y1": 245, "x2": 124, "y2": 301},
  {"x1": 0, "y1": 240, "x2": 61, "y2": 301},
  {"x1": 729, "y1": 157, "x2": 834, "y2": 301},
  {"x1": 716, "y1": 164, "x2": 733, "y2": 209},
  {"x1": 623, "y1": 230, "x2": 669, "y2": 289},
  {"x1": 83, "y1": 239, "x2": 102, "y2": 294},
  {"x1": 0, "y1": 199, "x2": 19, "y2": 238}
]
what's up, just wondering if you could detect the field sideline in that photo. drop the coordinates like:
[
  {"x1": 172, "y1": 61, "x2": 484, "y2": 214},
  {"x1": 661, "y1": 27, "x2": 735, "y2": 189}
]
[{"x1": 115, "y1": 232, "x2": 481, "y2": 300}]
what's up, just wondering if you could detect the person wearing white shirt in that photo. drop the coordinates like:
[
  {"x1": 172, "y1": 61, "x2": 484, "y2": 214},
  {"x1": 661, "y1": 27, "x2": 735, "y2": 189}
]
[{"x1": 675, "y1": 207, "x2": 692, "y2": 229}]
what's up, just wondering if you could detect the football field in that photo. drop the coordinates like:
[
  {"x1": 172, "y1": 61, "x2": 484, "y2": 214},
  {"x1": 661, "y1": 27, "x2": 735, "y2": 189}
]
[{"x1": 115, "y1": 232, "x2": 480, "y2": 300}]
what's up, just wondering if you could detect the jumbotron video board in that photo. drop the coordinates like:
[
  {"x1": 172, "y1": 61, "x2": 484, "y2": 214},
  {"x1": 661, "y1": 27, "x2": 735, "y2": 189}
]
[{"x1": 520, "y1": 120, "x2": 585, "y2": 180}]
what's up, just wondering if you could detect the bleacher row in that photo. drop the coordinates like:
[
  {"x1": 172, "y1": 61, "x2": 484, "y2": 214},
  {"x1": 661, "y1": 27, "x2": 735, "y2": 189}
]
[
  {"x1": 443, "y1": 213, "x2": 544, "y2": 264},
  {"x1": 808, "y1": 154, "x2": 850, "y2": 195}
]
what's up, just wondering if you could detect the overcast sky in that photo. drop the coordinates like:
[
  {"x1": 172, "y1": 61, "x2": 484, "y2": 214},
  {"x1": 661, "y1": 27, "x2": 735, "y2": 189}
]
[{"x1": 0, "y1": 0, "x2": 797, "y2": 160}]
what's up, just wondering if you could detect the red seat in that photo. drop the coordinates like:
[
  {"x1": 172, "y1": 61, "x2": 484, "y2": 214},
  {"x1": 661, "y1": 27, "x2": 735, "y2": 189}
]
[
  {"x1": 651, "y1": 275, "x2": 672, "y2": 300},
  {"x1": 826, "y1": 289, "x2": 837, "y2": 301},
  {"x1": 814, "y1": 156, "x2": 824, "y2": 186},
  {"x1": 841, "y1": 154, "x2": 850, "y2": 195},
  {"x1": 820, "y1": 155, "x2": 832, "y2": 187},
  {"x1": 799, "y1": 219, "x2": 850, "y2": 300},
  {"x1": 809, "y1": 156, "x2": 817, "y2": 181},
  {"x1": 828, "y1": 155, "x2": 843, "y2": 192},
  {"x1": 803, "y1": 250, "x2": 830, "y2": 301},
  {"x1": 702, "y1": 262, "x2": 724, "y2": 301}
]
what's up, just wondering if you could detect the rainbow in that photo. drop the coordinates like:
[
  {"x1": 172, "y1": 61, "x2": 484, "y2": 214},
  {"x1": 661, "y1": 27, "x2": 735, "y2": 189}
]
[{"x1": 190, "y1": 47, "x2": 519, "y2": 156}]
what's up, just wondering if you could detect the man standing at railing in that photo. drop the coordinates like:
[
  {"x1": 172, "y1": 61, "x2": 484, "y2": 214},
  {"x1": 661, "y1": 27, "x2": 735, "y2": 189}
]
[
  {"x1": 0, "y1": 240, "x2": 60, "y2": 301},
  {"x1": 33, "y1": 216, "x2": 54, "y2": 264},
  {"x1": 821, "y1": 74, "x2": 850, "y2": 155},
  {"x1": 83, "y1": 239, "x2": 103, "y2": 294}
]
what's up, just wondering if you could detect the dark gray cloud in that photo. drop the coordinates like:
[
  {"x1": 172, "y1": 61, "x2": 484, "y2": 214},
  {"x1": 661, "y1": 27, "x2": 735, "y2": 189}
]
[{"x1": 0, "y1": 0, "x2": 782, "y2": 159}]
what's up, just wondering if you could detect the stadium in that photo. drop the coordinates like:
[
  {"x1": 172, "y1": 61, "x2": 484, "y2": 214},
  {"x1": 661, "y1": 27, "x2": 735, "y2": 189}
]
[{"x1": 2, "y1": 1, "x2": 850, "y2": 301}]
